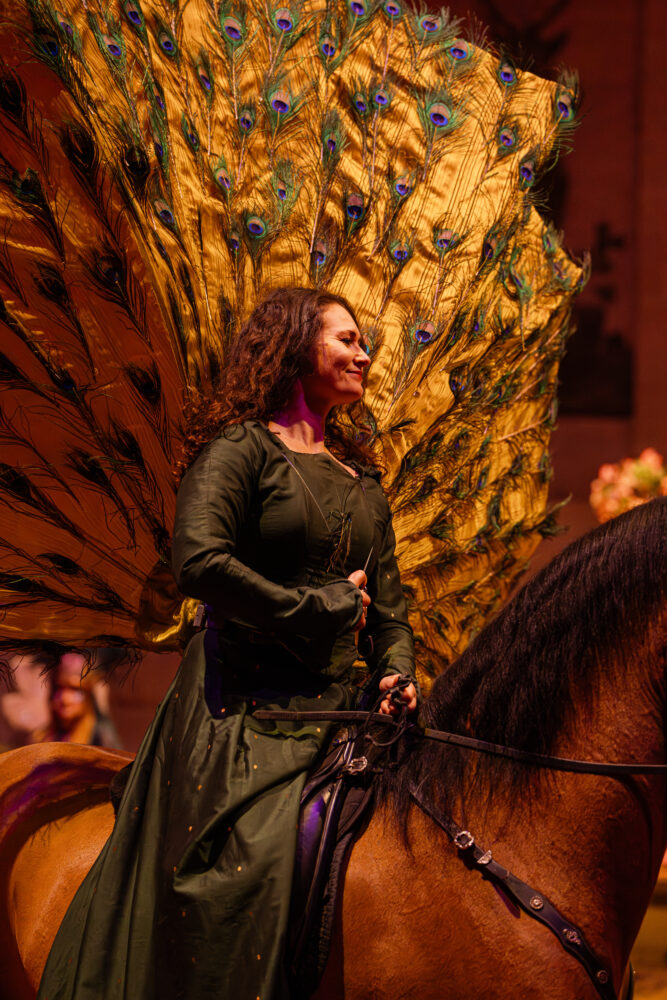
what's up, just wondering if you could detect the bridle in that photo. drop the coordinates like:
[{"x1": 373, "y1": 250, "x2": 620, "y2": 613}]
[
  {"x1": 254, "y1": 707, "x2": 667, "y2": 776},
  {"x1": 255, "y1": 702, "x2": 655, "y2": 1000}
]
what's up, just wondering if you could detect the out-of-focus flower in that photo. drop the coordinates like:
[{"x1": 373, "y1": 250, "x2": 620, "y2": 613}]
[
  {"x1": 589, "y1": 450, "x2": 666, "y2": 523},
  {"x1": 597, "y1": 463, "x2": 617, "y2": 484},
  {"x1": 638, "y1": 448, "x2": 664, "y2": 472}
]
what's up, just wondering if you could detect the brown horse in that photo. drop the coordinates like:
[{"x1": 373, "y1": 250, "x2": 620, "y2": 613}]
[{"x1": 1, "y1": 499, "x2": 666, "y2": 999}]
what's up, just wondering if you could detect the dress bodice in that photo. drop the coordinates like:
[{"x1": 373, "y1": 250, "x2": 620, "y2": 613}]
[
  {"x1": 232, "y1": 424, "x2": 380, "y2": 587},
  {"x1": 171, "y1": 420, "x2": 414, "y2": 684}
]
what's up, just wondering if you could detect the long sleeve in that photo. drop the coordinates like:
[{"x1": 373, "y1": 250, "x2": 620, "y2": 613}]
[
  {"x1": 172, "y1": 428, "x2": 363, "y2": 639},
  {"x1": 364, "y1": 494, "x2": 416, "y2": 681}
]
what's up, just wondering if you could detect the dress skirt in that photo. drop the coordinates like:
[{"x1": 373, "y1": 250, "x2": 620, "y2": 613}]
[{"x1": 37, "y1": 628, "x2": 356, "y2": 1000}]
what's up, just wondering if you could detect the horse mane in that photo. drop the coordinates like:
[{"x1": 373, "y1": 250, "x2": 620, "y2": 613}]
[{"x1": 380, "y1": 497, "x2": 667, "y2": 818}]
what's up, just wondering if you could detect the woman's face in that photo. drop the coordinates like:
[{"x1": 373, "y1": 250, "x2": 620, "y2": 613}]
[
  {"x1": 303, "y1": 303, "x2": 370, "y2": 412},
  {"x1": 51, "y1": 653, "x2": 92, "y2": 729}
]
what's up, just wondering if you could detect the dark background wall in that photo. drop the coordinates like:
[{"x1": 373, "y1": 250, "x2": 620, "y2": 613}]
[{"x1": 452, "y1": 0, "x2": 667, "y2": 575}]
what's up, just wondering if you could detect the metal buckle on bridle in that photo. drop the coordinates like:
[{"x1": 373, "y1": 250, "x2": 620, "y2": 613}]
[
  {"x1": 454, "y1": 829, "x2": 474, "y2": 850},
  {"x1": 345, "y1": 756, "x2": 369, "y2": 775}
]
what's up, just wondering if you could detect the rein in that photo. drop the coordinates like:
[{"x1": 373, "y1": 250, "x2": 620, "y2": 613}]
[
  {"x1": 256, "y1": 690, "x2": 644, "y2": 1000},
  {"x1": 253, "y1": 710, "x2": 667, "y2": 777}
]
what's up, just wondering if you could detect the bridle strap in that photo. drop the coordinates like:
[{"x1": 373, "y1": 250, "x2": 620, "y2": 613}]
[
  {"x1": 408, "y1": 783, "x2": 618, "y2": 1000},
  {"x1": 252, "y1": 710, "x2": 667, "y2": 776}
]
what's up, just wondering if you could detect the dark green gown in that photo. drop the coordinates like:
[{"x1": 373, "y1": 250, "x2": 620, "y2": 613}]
[{"x1": 38, "y1": 420, "x2": 415, "y2": 1000}]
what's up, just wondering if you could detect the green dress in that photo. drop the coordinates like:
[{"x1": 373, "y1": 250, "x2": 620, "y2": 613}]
[{"x1": 38, "y1": 420, "x2": 415, "y2": 1000}]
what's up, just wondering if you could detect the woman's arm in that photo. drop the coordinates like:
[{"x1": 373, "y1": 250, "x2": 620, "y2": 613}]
[
  {"x1": 363, "y1": 494, "x2": 419, "y2": 713},
  {"x1": 172, "y1": 428, "x2": 363, "y2": 639}
]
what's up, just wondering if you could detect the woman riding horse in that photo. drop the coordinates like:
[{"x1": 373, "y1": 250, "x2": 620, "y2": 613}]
[
  {"x1": 37, "y1": 286, "x2": 419, "y2": 1000},
  {"x1": 2, "y1": 498, "x2": 666, "y2": 999}
]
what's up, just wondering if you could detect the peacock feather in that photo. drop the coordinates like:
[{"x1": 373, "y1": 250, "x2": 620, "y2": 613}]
[{"x1": 0, "y1": 0, "x2": 586, "y2": 689}]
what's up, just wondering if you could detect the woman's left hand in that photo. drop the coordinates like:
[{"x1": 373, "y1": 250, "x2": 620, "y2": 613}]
[{"x1": 378, "y1": 674, "x2": 418, "y2": 715}]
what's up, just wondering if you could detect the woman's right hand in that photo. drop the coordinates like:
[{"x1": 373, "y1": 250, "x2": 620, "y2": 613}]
[{"x1": 348, "y1": 570, "x2": 371, "y2": 631}]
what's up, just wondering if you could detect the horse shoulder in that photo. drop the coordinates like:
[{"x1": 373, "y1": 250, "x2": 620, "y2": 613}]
[{"x1": 317, "y1": 804, "x2": 602, "y2": 1000}]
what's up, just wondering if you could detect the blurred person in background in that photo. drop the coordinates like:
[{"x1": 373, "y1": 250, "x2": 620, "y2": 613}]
[
  {"x1": 0, "y1": 648, "x2": 122, "y2": 750},
  {"x1": 42, "y1": 651, "x2": 122, "y2": 748}
]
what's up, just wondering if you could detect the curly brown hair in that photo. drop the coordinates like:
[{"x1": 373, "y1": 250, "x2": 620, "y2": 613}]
[{"x1": 176, "y1": 287, "x2": 377, "y2": 478}]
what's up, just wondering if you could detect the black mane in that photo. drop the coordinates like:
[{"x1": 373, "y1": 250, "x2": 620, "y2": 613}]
[{"x1": 380, "y1": 497, "x2": 667, "y2": 815}]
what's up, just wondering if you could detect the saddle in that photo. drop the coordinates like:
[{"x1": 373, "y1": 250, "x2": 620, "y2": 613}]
[
  {"x1": 286, "y1": 676, "x2": 415, "y2": 996},
  {"x1": 287, "y1": 726, "x2": 378, "y2": 997}
]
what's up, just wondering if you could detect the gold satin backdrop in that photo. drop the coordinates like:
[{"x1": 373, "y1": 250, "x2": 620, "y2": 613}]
[{"x1": 0, "y1": 0, "x2": 584, "y2": 688}]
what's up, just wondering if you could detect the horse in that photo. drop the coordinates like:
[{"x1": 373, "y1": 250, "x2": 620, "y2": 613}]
[{"x1": 1, "y1": 498, "x2": 665, "y2": 1000}]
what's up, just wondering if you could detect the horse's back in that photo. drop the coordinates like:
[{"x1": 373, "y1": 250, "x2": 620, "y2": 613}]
[{"x1": 0, "y1": 742, "x2": 131, "y2": 1000}]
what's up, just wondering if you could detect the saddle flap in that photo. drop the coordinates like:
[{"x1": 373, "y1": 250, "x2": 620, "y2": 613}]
[{"x1": 289, "y1": 728, "x2": 374, "y2": 996}]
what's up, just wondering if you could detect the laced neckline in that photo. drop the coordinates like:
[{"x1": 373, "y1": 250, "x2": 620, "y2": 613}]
[{"x1": 260, "y1": 423, "x2": 361, "y2": 480}]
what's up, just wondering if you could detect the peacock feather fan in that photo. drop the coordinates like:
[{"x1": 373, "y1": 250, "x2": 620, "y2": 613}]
[{"x1": 0, "y1": 0, "x2": 586, "y2": 690}]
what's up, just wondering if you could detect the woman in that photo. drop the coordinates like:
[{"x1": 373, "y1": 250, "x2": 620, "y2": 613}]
[
  {"x1": 41, "y1": 651, "x2": 121, "y2": 749},
  {"x1": 38, "y1": 287, "x2": 418, "y2": 1000}
]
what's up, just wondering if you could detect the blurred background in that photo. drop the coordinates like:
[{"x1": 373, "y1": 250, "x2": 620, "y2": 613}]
[
  {"x1": 1, "y1": 0, "x2": 665, "y2": 990},
  {"x1": 465, "y1": 0, "x2": 666, "y2": 578},
  {"x1": 461, "y1": 6, "x2": 667, "y2": 994}
]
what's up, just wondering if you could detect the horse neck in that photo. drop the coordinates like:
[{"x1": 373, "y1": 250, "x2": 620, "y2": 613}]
[
  {"x1": 477, "y1": 633, "x2": 667, "y2": 970},
  {"x1": 559, "y1": 625, "x2": 667, "y2": 861}
]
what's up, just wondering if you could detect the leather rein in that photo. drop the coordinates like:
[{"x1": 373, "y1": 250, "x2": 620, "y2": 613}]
[{"x1": 253, "y1": 709, "x2": 667, "y2": 776}]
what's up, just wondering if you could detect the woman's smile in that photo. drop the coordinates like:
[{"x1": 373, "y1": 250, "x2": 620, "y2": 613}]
[{"x1": 304, "y1": 302, "x2": 370, "y2": 410}]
